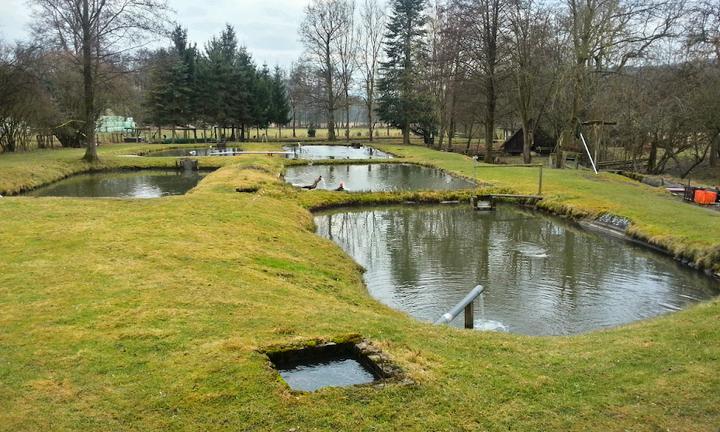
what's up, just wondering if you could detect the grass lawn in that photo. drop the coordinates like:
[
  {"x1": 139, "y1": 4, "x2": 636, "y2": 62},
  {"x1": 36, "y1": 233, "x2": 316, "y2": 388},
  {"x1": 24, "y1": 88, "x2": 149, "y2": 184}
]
[{"x1": 0, "y1": 143, "x2": 719, "y2": 431}]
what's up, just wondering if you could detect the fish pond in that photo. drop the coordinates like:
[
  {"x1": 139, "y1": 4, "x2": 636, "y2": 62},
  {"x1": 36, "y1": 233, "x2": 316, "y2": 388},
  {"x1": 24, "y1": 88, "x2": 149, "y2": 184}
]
[
  {"x1": 284, "y1": 163, "x2": 476, "y2": 192},
  {"x1": 283, "y1": 144, "x2": 391, "y2": 160},
  {"x1": 145, "y1": 147, "x2": 243, "y2": 157},
  {"x1": 26, "y1": 170, "x2": 206, "y2": 198},
  {"x1": 314, "y1": 205, "x2": 719, "y2": 336}
]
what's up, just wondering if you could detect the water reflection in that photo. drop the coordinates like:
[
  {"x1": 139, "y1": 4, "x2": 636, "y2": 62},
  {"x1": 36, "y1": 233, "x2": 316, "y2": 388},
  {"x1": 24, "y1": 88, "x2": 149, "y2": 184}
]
[
  {"x1": 283, "y1": 145, "x2": 391, "y2": 160},
  {"x1": 315, "y1": 205, "x2": 719, "y2": 335},
  {"x1": 26, "y1": 170, "x2": 206, "y2": 198},
  {"x1": 285, "y1": 164, "x2": 476, "y2": 192},
  {"x1": 146, "y1": 147, "x2": 243, "y2": 157}
]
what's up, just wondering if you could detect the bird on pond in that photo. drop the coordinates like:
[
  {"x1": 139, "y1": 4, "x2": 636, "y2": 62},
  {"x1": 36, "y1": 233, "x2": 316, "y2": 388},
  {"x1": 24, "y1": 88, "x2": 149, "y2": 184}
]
[{"x1": 302, "y1": 176, "x2": 323, "y2": 190}]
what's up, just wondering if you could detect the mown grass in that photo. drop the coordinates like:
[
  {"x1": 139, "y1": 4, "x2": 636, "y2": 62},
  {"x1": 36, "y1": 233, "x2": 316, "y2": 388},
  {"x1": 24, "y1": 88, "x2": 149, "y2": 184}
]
[{"x1": 0, "y1": 144, "x2": 719, "y2": 431}]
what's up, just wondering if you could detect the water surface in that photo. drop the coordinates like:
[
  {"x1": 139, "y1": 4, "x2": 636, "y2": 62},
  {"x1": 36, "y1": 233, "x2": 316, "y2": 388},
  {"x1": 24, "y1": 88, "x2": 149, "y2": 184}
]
[
  {"x1": 146, "y1": 147, "x2": 243, "y2": 157},
  {"x1": 283, "y1": 145, "x2": 391, "y2": 160},
  {"x1": 315, "y1": 205, "x2": 719, "y2": 335},
  {"x1": 26, "y1": 170, "x2": 206, "y2": 198},
  {"x1": 285, "y1": 164, "x2": 475, "y2": 192},
  {"x1": 277, "y1": 357, "x2": 377, "y2": 392}
]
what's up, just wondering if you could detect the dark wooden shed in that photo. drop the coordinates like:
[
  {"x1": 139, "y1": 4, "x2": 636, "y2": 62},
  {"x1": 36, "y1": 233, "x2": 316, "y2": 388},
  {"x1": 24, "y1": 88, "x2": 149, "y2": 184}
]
[{"x1": 502, "y1": 128, "x2": 556, "y2": 155}]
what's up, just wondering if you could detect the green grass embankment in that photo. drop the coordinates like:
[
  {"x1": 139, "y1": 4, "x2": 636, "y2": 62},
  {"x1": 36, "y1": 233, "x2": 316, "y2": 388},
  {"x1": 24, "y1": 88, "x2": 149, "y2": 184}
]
[{"x1": 0, "y1": 144, "x2": 718, "y2": 431}]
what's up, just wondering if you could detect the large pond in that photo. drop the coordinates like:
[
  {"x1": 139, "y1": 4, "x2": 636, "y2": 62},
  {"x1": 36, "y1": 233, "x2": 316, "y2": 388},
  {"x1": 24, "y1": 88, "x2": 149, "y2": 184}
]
[
  {"x1": 283, "y1": 145, "x2": 391, "y2": 160},
  {"x1": 315, "y1": 205, "x2": 719, "y2": 336},
  {"x1": 284, "y1": 164, "x2": 475, "y2": 192},
  {"x1": 146, "y1": 147, "x2": 243, "y2": 157},
  {"x1": 26, "y1": 170, "x2": 206, "y2": 198}
]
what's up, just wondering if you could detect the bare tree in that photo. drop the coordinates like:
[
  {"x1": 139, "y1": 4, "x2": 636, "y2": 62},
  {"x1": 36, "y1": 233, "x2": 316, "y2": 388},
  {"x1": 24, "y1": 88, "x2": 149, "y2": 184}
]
[
  {"x1": 288, "y1": 62, "x2": 307, "y2": 138},
  {"x1": 456, "y1": 0, "x2": 506, "y2": 162},
  {"x1": 300, "y1": 0, "x2": 351, "y2": 141},
  {"x1": 0, "y1": 44, "x2": 53, "y2": 152},
  {"x1": 506, "y1": 0, "x2": 561, "y2": 163},
  {"x1": 687, "y1": 0, "x2": 720, "y2": 166},
  {"x1": 336, "y1": 0, "x2": 357, "y2": 140},
  {"x1": 357, "y1": 0, "x2": 386, "y2": 141},
  {"x1": 555, "y1": 0, "x2": 683, "y2": 167},
  {"x1": 31, "y1": 0, "x2": 170, "y2": 162}
]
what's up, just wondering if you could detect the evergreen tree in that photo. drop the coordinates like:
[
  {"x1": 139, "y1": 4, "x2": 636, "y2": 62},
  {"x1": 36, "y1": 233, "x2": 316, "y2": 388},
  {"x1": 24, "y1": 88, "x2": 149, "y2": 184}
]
[
  {"x1": 231, "y1": 47, "x2": 256, "y2": 141},
  {"x1": 199, "y1": 25, "x2": 239, "y2": 139},
  {"x1": 170, "y1": 26, "x2": 199, "y2": 126},
  {"x1": 145, "y1": 48, "x2": 191, "y2": 143},
  {"x1": 250, "y1": 64, "x2": 272, "y2": 139},
  {"x1": 377, "y1": 0, "x2": 430, "y2": 145},
  {"x1": 270, "y1": 66, "x2": 291, "y2": 138}
]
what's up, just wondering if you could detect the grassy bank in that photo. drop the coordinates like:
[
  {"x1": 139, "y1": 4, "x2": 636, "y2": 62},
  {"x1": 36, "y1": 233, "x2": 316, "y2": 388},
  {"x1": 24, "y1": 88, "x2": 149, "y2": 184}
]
[{"x1": 1, "y1": 144, "x2": 719, "y2": 431}]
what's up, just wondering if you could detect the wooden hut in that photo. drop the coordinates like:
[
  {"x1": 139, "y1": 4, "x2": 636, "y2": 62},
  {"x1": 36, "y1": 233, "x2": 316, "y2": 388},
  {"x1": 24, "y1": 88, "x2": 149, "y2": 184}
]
[{"x1": 502, "y1": 128, "x2": 556, "y2": 155}]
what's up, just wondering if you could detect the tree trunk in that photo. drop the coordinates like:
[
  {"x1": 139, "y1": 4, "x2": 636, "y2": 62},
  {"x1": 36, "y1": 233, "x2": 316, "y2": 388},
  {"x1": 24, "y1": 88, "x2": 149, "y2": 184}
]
[
  {"x1": 710, "y1": 132, "x2": 719, "y2": 167},
  {"x1": 483, "y1": 78, "x2": 496, "y2": 163},
  {"x1": 522, "y1": 123, "x2": 533, "y2": 164},
  {"x1": 465, "y1": 123, "x2": 474, "y2": 154},
  {"x1": 402, "y1": 126, "x2": 410, "y2": 145},
  {"x1": 292, "y1": 115, "x2": 297, "y2": 138},
  {"x1": 367, "y1": 93, "x2": 374, "y2": 142},
  {"x1": 345, "y1": 88, "x2": 350, "y2": 141},
  {"x1": 647, "y1": 135, "x2": 658, "y2": 172},
  {"x1": 81, "y1": 0, "x2": 98, "y2": 163},
  {"x1": 325, "y1": 45, "x2": 336, "y2": 141}
]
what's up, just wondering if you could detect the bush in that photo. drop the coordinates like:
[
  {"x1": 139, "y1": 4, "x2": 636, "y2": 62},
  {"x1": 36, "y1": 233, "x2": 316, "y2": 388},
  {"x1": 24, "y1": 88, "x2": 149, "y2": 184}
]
[{"x1": 307, "y1": 125, "x2": 317, "y2": 138}]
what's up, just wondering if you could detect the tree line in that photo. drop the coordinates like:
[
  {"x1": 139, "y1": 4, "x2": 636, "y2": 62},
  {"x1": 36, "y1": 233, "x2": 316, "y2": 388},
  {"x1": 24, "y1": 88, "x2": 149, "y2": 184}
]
[
  {"x1": 0, "y1": 0, "x2": 291, "y2": 160},
  {"x1": 1, "y1": 0, "x2": 718, "y2": 177},
  {"x1": 294, "y1": 0, "x2": 720, "y2": 173},
  {"x1": 143, "y1": 25, "x2": 291, "y2": 142}
]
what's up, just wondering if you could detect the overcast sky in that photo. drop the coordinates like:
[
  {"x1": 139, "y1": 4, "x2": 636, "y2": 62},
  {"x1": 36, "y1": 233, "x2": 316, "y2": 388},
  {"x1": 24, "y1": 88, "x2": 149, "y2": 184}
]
[{"x1": 0, "y1": 0, "x2": 310, "y2": 67}]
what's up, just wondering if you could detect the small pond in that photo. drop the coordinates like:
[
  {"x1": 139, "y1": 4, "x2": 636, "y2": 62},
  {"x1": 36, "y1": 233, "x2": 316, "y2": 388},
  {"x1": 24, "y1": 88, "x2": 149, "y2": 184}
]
[
  {"x1": 266, "y1": 341, "x2": 384, "y2": 392},
  {"x1": 315, "y1": 205, "x2": 719, "y2": 336},
  {"x1": 146, "y1": 147, "x2": 243, "y2": 157},
  {"x1": 283, "y1": 145, "x2": 391, "y2": 160},
  {"x1": 276, "y1": 357, "x2": 377, "y2": 392},
  {"x1": 26, "y1": 170, "x2": 206, "y2": 198},
  {"x1": 284, "y1": 163, "x2": 475, "y2": 192}
]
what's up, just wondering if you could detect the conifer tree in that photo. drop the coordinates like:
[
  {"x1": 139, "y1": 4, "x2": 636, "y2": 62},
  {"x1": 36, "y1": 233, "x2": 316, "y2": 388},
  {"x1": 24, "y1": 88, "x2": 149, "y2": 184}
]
[
  {"x1": 270, "y1": 66, "x2": 291, "y2": 138},
  {"x1": 145, "y1": 49, "x2": 191, "y2": 143},
  {"x1": 377, "y1": 0, "x2": 429, "y2": 144}
]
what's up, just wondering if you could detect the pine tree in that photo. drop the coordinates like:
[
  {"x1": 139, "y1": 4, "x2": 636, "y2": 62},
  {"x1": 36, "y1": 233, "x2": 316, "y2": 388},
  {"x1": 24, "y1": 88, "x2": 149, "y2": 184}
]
[
  {"x1": 170, "y1": 26, "x2": 199, "y2": 129},
  {"x1": 269, "y1": 66, "x2": 291, "y2": 138},
  {"x1": 232, "y1": 47, "x2": 256, "y2": 141},
  {"x1": 145, "y1": 48, "x2": 191, "y2": 143},
  {"x1": 199, "y1": 25, "x2": 239, "y2": 140},
  {"x1": 250, "y1": 64, "x2": 272, "y2": 139},
  {"x1": 377, "y1": 0, "x2": 429, "y2": 144}
]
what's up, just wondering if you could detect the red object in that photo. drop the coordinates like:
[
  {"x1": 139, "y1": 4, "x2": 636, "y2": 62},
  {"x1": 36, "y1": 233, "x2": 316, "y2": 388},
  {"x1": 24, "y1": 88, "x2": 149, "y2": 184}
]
[{"x1": 694, "y1": 189, "x2": 718, "y2": 205}]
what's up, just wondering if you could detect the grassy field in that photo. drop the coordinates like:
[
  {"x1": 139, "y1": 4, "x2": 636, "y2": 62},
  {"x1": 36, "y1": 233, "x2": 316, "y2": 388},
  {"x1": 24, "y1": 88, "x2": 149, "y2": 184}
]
[{"x1": 1, "y1": 143, "x2": 719, "y2": 431}]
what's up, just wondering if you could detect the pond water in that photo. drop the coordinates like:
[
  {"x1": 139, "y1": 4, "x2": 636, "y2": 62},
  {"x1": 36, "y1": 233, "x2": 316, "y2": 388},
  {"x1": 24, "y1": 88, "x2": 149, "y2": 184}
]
[
  {"x1": 283, "y1": 145, "x2": 391, "y2": 160},
  {"x1": 277, "y1": 357, "x2": 377, "y2": 392},
  {"x1": 284, "y1": 164, "x2": 475, "y2": 192},
  {"x1": 26, "y1": 170, "x2": 206, "y2": 198},
  {"x1": 315, "y1": 205, "x2": 719, "y2": 336},
  {"x1": 146, "y1": 147, "x2": 243, "y2": 157}
]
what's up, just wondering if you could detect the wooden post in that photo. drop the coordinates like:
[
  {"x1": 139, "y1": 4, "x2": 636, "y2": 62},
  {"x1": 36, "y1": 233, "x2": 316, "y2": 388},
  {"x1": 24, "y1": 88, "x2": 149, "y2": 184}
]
[
  {"x1": 464, "y1": 303, "x2": 474, "y2": 329},
  {"x1": 538, "y1": 164, "x2": 543, "y2": 195}
]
